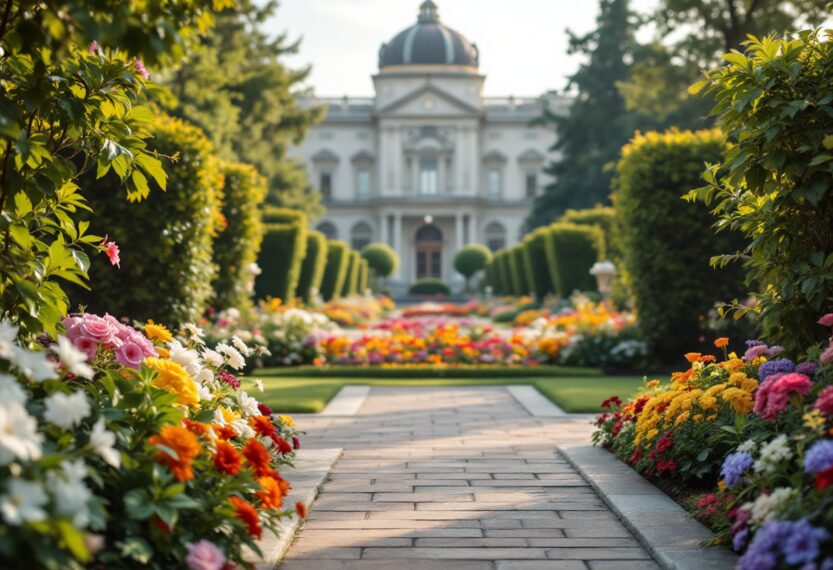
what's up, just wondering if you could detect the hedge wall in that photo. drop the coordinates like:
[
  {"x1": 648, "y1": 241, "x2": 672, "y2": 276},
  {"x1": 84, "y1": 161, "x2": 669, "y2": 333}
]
[
  {"x1": 614, "y1": 129, "x2": 745, "y2": 360},
  {"x1": 296, "y1": 230, "x2": 328, "y2": 302},
  {"x1": 254, "y1": 223, "x2": 307, "y2": 302},
  {"x1": 79, "y1": 115, "x2": 222, "y2": 324},
  {"x1": 212, "y1": 162, "x2": 267, "y2": 310},
  {"x1": 511, "y1": 245, "x2": 531, "y2": 296},
  {"x1": 357, "y1": 258, "x2": 369, "y2": 293},
  {"x1": 505, "y1": 248, "x2": 522, "y2": 296},
  {"x1": 544, "y1": 223, "x2": 604, "y2": 296},
  {"x1": 560, "y1": 206, "x2": 619, "y2": 262},
  {"x1": 523, "y1": 228, "x2": 555, "y2": 299},
  {"x1": 340, "y1": 250, "x2": 361, "y2": 298},
  {"x1": 320, "y1": 240, "x2": 350, "y2": 301},
  {"x1": 262, "y1": 206, "x2": 306, "y2": 226},
  {"x1": 409, "y1": 278, "x2": 451, "y2": 295},
  {"x1": 497, "y1": 250, "x2": 513, "y2": 295}
]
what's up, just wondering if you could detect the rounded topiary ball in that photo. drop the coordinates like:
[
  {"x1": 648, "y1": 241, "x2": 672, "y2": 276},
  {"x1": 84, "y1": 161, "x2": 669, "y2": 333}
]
[
  {"x1": 454, "y1": 243, "x2": 493, "y2": 280},
  {"x1": 361, "y1": 242, "x2": 399, "y2": 278}
]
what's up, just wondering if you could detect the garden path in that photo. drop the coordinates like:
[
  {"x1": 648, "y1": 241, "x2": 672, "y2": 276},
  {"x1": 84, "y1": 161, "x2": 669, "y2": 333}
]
[{"x1": 279, "y1": 386, "x2": 659, "y2": 570}]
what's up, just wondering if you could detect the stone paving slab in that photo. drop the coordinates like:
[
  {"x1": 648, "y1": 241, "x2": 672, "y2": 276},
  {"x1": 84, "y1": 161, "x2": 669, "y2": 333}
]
[
  {"x1": 559, "y1": 444, "x2": 737, "y2": 570},
  {"x1": 320, "y1": 385, "x2": 371, "y2": 415},
  {"x1": 275, "y1": 387, "x2": 724, "y2": 569},
  {"x1": 507, "y1": 385, "x2": 566, "y2": 417}
]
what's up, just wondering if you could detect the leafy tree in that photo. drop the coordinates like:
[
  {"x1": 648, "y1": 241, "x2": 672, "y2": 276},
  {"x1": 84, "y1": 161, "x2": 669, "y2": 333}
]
[
  {"x1": 528, "y1": 0, "x2": 639, "y2": 228},
  {"x1": 0, "y1": 0, "x2": 222, "y2": 337},
  {"x1": 688, "y1": 32, "x2": 833, "y2": 355},
  {"x1": 163, "y1": 0, "x2": 325, "y2": 219},
  {"x1": 454, "y1": 244, "x2": 492, "y2": 291}
]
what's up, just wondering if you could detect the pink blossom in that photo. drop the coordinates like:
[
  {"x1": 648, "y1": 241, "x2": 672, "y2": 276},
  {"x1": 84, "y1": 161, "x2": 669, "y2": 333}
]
[
  {"x1": 185, "y1": 540, "x2": 225, "y2": 570},
  {"x1": 101, "y1": 235, "x2": 121, "y2": 268},
  {"x1": 88, "y1": 41, "x2": 99, "y2": 54},
  {"x1": 133, "y1": 58, "x2": 150, "y2": 80},
  {"x1": 115, "y1": 342, "x2": 145, "y2": 369},
  {"x1": 72, "y1": 335, "x2": 98, "y2": 360},
  {"x1": 814, "y1": 386, "x2": 833, "y2": 416},
  {"x1": 821, "y1": 343, "x2": 833, "y2": 364},
  {"x1": 818, "y1": 313, "x2": 833, "y2": 327},
  {"x1": 754, "y1": 373, "x2": 813, "y2": 421},
  {"x1": 79, "y1": 314, "x2": 120, "y2": 345}
]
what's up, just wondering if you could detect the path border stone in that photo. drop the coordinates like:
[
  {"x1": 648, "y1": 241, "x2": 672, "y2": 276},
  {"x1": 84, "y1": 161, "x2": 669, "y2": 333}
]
[
  {"x1": 559, "y1": 444, "x2": 738, "y2": 570},
  {"x1": 506, "y1": 385, "x2": 567, "y2": 417},
  {"x1": 320, "y1": 385, "x2": 371, "y2": 416},
  {"x1": 247, "y1": 447, "x2": 343, "y2": 569}
]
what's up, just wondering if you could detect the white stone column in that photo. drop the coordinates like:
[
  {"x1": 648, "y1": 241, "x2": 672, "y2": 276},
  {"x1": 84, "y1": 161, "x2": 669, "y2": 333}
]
[
  {"x1": 393, "y1": 213, "x2": 403, "y2": 280},
  {"x1": 455, "y1": 212, "x2": 464, "y2": 252},
  {"x1": 468, "y1": 212, "x2": 477, "y2": 244},
  {"x1": 454, "y1": 128, "x2": 464, "y2": 193}
]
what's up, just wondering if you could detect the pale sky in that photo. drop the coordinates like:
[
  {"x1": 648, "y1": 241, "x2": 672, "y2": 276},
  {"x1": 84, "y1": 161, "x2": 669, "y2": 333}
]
[{"x1": 265, "y1": 0, "x2": 659, "y2": 97}]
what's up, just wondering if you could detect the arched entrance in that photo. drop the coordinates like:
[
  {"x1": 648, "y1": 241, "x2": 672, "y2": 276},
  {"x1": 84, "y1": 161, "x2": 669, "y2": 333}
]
[{"x1": 415, "y1": 224, "x2": 443, "y2": 279}]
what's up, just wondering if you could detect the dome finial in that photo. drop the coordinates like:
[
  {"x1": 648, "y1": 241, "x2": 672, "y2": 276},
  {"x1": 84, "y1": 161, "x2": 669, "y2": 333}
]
[{"x1": 418, "y1": 0, "x2": 440, "y2": 23}]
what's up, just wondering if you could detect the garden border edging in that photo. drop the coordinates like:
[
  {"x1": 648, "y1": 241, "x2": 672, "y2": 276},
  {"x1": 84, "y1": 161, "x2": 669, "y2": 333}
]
[
  {"x1": 246, "y1": 447, "x2": 342, "y2": 569},
  {"x1": 559, "y1": 444, "x2": 738, "y2": 570}
]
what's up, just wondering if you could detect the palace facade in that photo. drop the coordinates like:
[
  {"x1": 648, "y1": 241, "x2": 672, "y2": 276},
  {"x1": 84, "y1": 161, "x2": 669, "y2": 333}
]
[{"x1": 292, "y1": 0, "x2": 567, "y2": 290}]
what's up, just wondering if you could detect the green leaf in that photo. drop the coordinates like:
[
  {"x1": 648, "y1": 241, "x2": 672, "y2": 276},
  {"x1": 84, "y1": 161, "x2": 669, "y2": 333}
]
[
  {"x1": 136, "y1": 154, "x2": 167, "y2": 191},
  {"x1": 57, "y1": 520, "x2": 90, "y2": 563},
  {"x1": 809, "y1": 154, "x2": 832, "y2": 166},
  {"x1": 117, "y1": 538, "x2": 153, "y2": 563}
]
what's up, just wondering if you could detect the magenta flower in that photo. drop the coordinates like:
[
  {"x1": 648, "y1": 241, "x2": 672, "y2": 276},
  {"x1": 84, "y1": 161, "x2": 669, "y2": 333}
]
[
  {"x1": 754, "y1": 373, "x2": 813, "y2": 421},
  {"x1": 79, "y1": 314, "x2": 120, "y2": 345},
  {"x1": 100, "y1": 235, "x2": 121, "y2": 268},
  {"x1": 821, "y1": 343, "x2": 833, "y2": 364},
  {"x1": 185, "y1": 540, "x2": 225, "y2": 570},
  {"x1": 115, "y1": 342, "x2": 145, "y2": 369},
  {"x1": 814, "y1": 386, "x2": 833, "y2": 416},
  {"x1": 88, "y1": 41, "x2": 99, "y2": 54},
  {"x1": 818, "y1": 313, "x2": 833, "y2": 327},
  {"x1": 133, "y1": 57, "x2": 150, "y2": 80}
]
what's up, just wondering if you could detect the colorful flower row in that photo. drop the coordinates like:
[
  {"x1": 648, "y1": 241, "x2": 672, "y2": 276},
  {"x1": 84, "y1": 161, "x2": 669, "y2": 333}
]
[
  {"x1": 0, "y1": 313, "x2": 302, "y2": 569},
  {"x1": 592, "y1": 315, "x2": 833, "y2": 569}
]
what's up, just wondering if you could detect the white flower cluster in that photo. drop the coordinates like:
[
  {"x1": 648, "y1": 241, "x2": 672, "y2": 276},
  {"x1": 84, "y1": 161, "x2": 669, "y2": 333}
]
[
  {"x1": 744, "y1": 487, "x2": 796, "y2": 525},
  {"x1": 753, "y1": 434, "x2": 793, "y2": 475}
]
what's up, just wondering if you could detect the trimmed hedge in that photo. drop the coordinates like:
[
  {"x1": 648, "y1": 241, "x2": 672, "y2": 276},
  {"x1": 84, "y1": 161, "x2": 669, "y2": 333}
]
[
  {"x1": 523, "y1": 228, "x2": 555, "y2": 299},
  {"x1": 614, "y1": 129, "x2": 745, "y2": 360},
  {"x1": 510, "y1": 245, "x2": 531, "y2": 296},
  {"x1": 255, "y1": 223, "x2": 307, "y2": 302},
  {"x1": 212, "y1": 162, "x2": 267, "y2": 310},
  {"x1": 262, "y1": 206, "x2": 306, "y2": 226},
  {"x1": 296, "y1": 230, "x2": 328, "y2": 302},
  {"x1": 505, "y1": 248, "x2": 522, "y2": 296},
  {"x1": 497, "y1": 250, "x2": 513, "y2": 295},
  {"x1": 453, "y1": 244, "x2": 492, "y2": 287},
  {"x1": 544, "y1": 223, "x2": 604, "y2": 296},
  {"x1": 80, "y1": 115, "x2": 222, "y2": 324},
  {"x1": 560, "y1": 206, "x2": 619, "y2": 262},
  {"x1": 340, "y1": 250, "x2": 361, "y2": 298},
  {"x1": 357, "y1": 258, "x2": 369, "y2": 293},
  {"x1": 320, "y1": 240, "x2": 350, "y2": 301},
  {"x1": 409, "y1": 278, "x2": 451, "y2": 296}
]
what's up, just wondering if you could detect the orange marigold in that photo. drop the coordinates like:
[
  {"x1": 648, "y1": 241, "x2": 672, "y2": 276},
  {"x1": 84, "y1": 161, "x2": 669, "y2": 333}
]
[
  {"x1": 230, "y1": 496, "x2": 262, "y2": 539},
  {"x1": 149, "y1": 426, "x2": 201, "y2": 481},
  {"x1": 213, "y1": 424, "x2": 237, "y2": 440},
  {"x1": 251, "y1": 415, "x2": 276, "y2": 438},
  {"x1": 243, "y1": 439, "x2": 274, "y2": 477},
  {"x1": 257, "y1": 476, "x2": 286, "y2": 510},
  {"x1": 182, "y1": 418, "x2": 211, "y2": 438},
  {"x1": 295, "y1": 501, "x2": 307, "y2": 519},
  {"x1": 213, "y1": 440, "x2": 242, "y2": 476},
  {"x1": 714, "y1": 337, "x2": 730, "y2": 348},
  {"x1": 684, "y1": 352, "x2": 702, "y2": 363}
]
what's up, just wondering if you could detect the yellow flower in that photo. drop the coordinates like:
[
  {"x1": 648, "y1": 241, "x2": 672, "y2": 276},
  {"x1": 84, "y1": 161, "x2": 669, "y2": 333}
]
[
  {"x1": 718, "y1": 480, "x2": 727, "y2": 491},
  {"x1": 699, "y1": 395, "x2": 718, "y2": 411},
  {"x1": 674, "y1": 411, "x2": 691, "y2": 426},
  {"x1": 646, "y1": 428, "x2": 659, "y2": 440},
  {"x1": 217, "y1": 406, "x2": 240, "y2": 424},
  {"x1": 144, "y1": 321, "x2": 173, "y2": 343},
  {"x1": 721, "y1": 388, "x2": 753, "y2": 414},
  {"x1": 278, "y1": 415, "x2": 295, "y2": 427},
  {"x1": 724, "y1": 359, "x2": 745, "y2": 374},
  {"x1": 157, "y1": 347, "x2": 171, "y2": 359},
  {"x1": 646, "y1": 379, "x2": 661, "y2": 389},
  {"x1": 146, "y1": 357, "x2": 198, "y2": 407},
  {"x1": 803, "y1": 410, "x2": 826, "y2": 433},
  {"x1": 693, "y1": 414, "x2": 704, "y2": 422}
]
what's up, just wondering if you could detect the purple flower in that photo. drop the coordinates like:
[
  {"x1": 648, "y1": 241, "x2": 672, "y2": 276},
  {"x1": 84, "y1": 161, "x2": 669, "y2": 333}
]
[
  {"x1": 738, "y1": 549, "x2": 776, "y2": 570},
  {"x1": 115, "y1": 342, "x2": 145, "y2": 369},
  {"x1": 733, "y1": 528, "x2": 749, "y2": 552},
  {"x1": 746, "y1": 340, "x2": 765, "y2": 348},
  {"x1": 804, "y1": 440, "x2": 833, "y2": 474},
  {"x1": 758, "y1": 358, "x2": 795, "y2": 380},
  {"x1": 743, "y1": 344, "x2": 769, "y2": 362},
  {"x1": 781, "y1": 519, "x2": 829, "y2": 566},
  {"x1": 133, "y1": 57, "x2": 150, "y2": 80},
  {"x1": 766, "y1": 345, "x2": 785, "y2": 357},
  {"x1": 796, "y1": 361, "x2": 819, "y2": 376},
  {"x1": 185, "y1": 540, "x2": 225, "y2": 570},
  {"x1": 721, "y1": 451, "x2": 753, "y2": 487}
]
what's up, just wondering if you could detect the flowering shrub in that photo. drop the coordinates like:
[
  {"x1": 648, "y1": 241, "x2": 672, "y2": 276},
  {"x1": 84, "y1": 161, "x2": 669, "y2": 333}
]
[
  {"x1": 532, "y1": 296, "x2": 646, "y2": 370},
  {"x1": 0, "y1": 314, "x2": 303, "y2": 568},
  {"x1": 320, "y1": 295, "x2": 395, "y2": 327},
  {"x1": 594, "y1": 314, "x2": 833, "y2": 568}
]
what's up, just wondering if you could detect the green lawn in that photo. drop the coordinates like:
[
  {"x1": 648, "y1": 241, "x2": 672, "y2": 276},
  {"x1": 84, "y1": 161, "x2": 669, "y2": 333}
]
[{"x1": 254, "y1": 373, "x2": 650, "y2": 414}]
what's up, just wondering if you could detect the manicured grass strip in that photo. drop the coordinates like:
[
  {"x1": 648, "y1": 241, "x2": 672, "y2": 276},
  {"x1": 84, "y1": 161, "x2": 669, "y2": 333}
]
[
  {"x1": 257, "y1": 365, "x2": 603, "y2": 379},
  {"x1": 255, "y1": 375, "x2": 648, "y2": 414}
]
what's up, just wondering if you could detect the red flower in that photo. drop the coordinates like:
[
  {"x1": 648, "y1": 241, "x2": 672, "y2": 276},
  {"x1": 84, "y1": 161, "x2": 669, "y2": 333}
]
[
  {"x1": 817, "y1": 466, "x2": 833, "y2": 491},
  {"x1": 629, "y1": 448, "x2": 643, "y2": 465},
  {"x1": 213, "y1": 425, "x2": 237, "y2": 440},
  {"x1": 230, "y1": 496, "x2": 262, "y2": 539},
  {"x1": 295, "y1": 501, "x2": 308, "y2": 519},
  {"x1": 251, "y1": 415, "x2": 276, "y2": 438},
  {"x1": 213, "y1": 440, "x2": 242, "y2": 476},
  {"x1": 656, "y1": 459, "x2": 678, "y2": 475},
  {"x1": 272, "y1": 436, "x2": 293, "y2": 455},
  {"x1": 655, "y1": 432, "x2": 674, "y2": 454},
  {"x1": 601, "y1": 396, "x2": 622, "y2": 410},
  {"x1": 292, "y1": 436, "x2": 301, "y2": 450},
  {"x1": 243, "y1": 439, "x2": 274, "y2": 477}
]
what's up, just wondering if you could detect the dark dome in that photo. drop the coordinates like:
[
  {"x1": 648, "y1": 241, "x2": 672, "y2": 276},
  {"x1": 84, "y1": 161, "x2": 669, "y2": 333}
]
[{"x1": 379, "y1": 1, "x2": 479, "y2": 69}]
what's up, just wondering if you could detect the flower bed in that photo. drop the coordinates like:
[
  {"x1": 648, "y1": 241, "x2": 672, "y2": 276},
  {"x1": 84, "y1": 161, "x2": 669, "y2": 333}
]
[
  {"x1": 592, "y1": 315, "x2": 833, "y2": 569},
  {"x1": 0, "y1": 314, "x2": 303, "y2": 568},
  {"x1": 400, "y1": 299, "x2": 481, "y2": 318},
  {"x1": 320, "y1": 295, "x2": 395, "y2": 327}
]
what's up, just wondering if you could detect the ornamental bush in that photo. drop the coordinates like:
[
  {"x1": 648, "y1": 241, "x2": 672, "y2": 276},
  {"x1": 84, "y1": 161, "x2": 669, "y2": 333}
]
[
  {"x1": 255, "y1": 224, "x2": 307, "y2": 303},
  {"x1": 615, "y1": 129, "x2": 745, "y2": 360},
  {"x1": 513, "y1": 245, "x2": 533, "y2": 296},
  {"x1": 690, "y1": 32, "x2": 833, "y2": 355},
  {"x1": 524, "y1": 228, "x2": 556, "y2": 299},
  {"x1": 409, "y1": 278, "x2": 451, "y2": 296},
  {"x1": 505, "y1": 248, "x2": 522, "y2": 296},
  {"x1": 320, "y1": 240, "x2": 350, "y2": 301},
  {"x1": 454, "y1": 244, "x2": 493, "y2": 290},
  {"x1": 81, "y1": 115, "x2": 222, "y2": 324},
  {"x1": 296, "y1": 231, "x2": 328, "y2": 303},
  {"x1": 560, "y1": 206, "x2": 619, "y2": 261},
  {"x1": 212, "y1": 162, "x2": 267, "y2": 310},
  {"x1": 262, "y1": 206, "x2": 306, "y2": 227},
  {"x1": 496, "y1": 250, "x2": 513, "y2": 295},
  {"x1": 340, "y1": 251, "x2": 361, "y2": 298},
  {"x1": 357, "y1": 258, "x2": 370, "y2": 293},
  {"x1": 361, "y1": 243, "x2": 399, "y2": 279},
  {"x1": 544, "y1": 223, "x2": 604, "y2": 297}
]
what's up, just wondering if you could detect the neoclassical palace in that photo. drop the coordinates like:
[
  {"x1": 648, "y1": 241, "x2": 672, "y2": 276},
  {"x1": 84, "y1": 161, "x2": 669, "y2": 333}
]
[{"x1": 292, "y1": 1, "x2": 567, "y2": 289}]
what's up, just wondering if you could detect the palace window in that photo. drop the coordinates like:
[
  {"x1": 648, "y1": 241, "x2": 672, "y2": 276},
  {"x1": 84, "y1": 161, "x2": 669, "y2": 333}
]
[
  {"x1": 320, "y1": 172, "x2": 332, "y2": 200},
  {"x1": 488, "y1": 168, "x2": 502, "y2": 198},
  {"x1": 485, "y1": 222, "x2": 506, "y2": 252},
  {"x1": 351, "y1": 222, "x2": 372, "y2": 251},
  {"x1": 525, "y1": 173, "x2": 538, "y2": 197},
  {"x1": 419, "y1": 157, "x2": 438, "y2": 195},
  {"x1": 316, "y1": 221, "x2": 337, "y2": 240},
  {"x1": 356, "y1": 169, "x2": 370, "y2": 199}
]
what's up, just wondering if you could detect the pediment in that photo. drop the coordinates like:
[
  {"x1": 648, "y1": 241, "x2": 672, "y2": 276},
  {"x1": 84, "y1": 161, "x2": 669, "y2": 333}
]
[{"x1": 378, "y1": 85, "x2": 479, "y2": 117}]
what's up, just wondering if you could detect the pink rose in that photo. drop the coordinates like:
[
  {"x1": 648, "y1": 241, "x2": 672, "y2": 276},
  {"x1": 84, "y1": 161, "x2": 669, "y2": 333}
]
[
  {"x1": 821, "y1": 343, "x2": 833, "y2": 364},
  {"x1": 818, "y1": 313, "x2": 833, "y2": 327},
  {"x1": 73, "y1": 335, "x2": 98, "y2": 360},
  {"x1": 185, "y1": 540, "x2": 225, "y2": 570},
  {"x1": 79, "y1": 314, "x2": 120, "y2": 346},
  {"x1": 814, "y1": 386, "x2": 833, "y2": 416},
  {"x1": 754, "y1": 373, "x2": 813, "y2": 421},
  {"x1": 115, "y1": 342, "x2": 145, "y2": 369}
]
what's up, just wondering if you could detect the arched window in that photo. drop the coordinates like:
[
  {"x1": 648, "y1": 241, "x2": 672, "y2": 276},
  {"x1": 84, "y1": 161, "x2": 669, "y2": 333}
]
[
  {"x1": 485, "y1": 222, "x2": 506, "y2": 252},
  {"x1": 415, "y1": 224, "x2": 443, "y2": 242},
  {"x1": 316, "y1": 221, "x2": 337, "y2": 240},
  {"x1": 351, "y1": 222, "x2": 373, "y2": 251}
]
